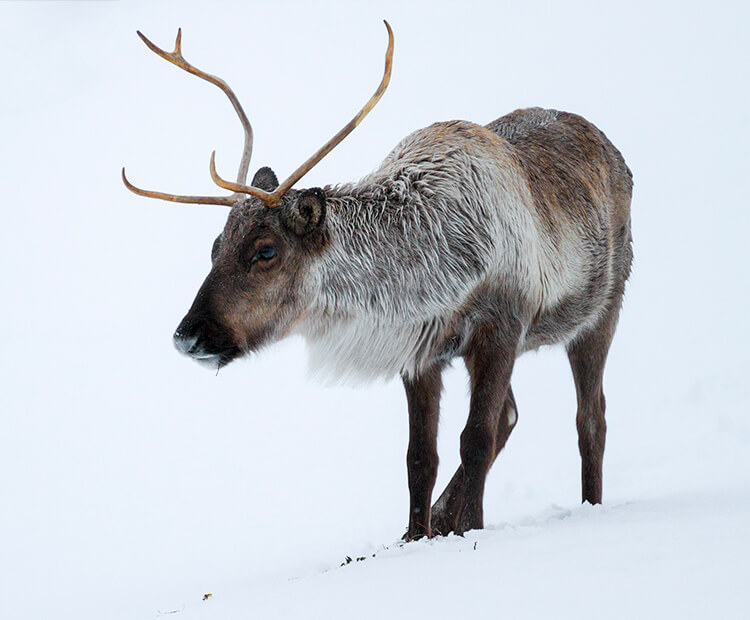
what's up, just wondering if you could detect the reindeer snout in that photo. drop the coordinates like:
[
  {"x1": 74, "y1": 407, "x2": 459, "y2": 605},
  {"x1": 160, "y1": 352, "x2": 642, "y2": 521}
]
[
  {"x1": 173, "y1": 316, "x2": 209, "y2": 359},
  {"x1": 172, "y1": 314, "x2": 241, "y2": 369},
  {"x1": 173, "y1": 327, "x2": 200, "y2": 357}
]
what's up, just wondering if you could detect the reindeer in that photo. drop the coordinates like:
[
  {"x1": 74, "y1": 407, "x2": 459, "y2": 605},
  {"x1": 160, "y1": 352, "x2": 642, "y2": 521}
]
[{"x1": 123, "y1": 22, "x2": 633, "y2": 539}]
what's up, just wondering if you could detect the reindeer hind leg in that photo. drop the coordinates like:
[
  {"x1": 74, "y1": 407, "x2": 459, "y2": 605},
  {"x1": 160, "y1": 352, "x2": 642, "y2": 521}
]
[{"x1": 567, "y1": 304, "x2": 620, "y2": 505}]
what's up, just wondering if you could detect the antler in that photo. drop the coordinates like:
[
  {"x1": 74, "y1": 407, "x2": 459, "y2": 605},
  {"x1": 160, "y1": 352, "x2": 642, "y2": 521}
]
[
  {"x1": 122, "y1": 28, "x2": 254, "y2": 205},
  {"x1": 210, "y1": 20, "x2": 395, "y2": 207},
  {"x1": 121, "y1": 168, "x2": 237, "y2": 206},
  {"x1": 123, "y1": 21, "x2": 394, "y2": 208}
]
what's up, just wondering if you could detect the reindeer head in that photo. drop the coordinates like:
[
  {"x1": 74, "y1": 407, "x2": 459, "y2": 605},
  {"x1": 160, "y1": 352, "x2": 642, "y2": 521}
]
[
  {"x1": 122, "y1": 23, "x2": 393, "y2": 368},
  {"x1": 173, "y1": 180, "x2": 329, "y2": 368}
]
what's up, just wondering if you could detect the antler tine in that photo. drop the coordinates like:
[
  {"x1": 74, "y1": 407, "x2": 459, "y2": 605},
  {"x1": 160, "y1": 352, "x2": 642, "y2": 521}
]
[
  {"x1": 211, "y1": 20, "x2": 395, "y2": 207},
  {"x1": 136, "y1": 28, "x2": 254, "y2": 186},
  {"x1": 209, "y1": 152, "x2": 274, "y2": 202},
  {"x1": 122, "y1": 168, "x2": 238, "y2": 206}
]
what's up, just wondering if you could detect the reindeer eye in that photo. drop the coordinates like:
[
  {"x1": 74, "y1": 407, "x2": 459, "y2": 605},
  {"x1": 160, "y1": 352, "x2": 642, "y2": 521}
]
[{"x1": 255, "y1": 246, "x2": 277, "y2": 262}]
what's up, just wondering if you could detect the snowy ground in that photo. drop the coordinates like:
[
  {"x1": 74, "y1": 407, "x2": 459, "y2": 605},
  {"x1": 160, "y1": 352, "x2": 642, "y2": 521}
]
[{"x1": 2, "y1": 1, "x2": 749, "y2": 619}]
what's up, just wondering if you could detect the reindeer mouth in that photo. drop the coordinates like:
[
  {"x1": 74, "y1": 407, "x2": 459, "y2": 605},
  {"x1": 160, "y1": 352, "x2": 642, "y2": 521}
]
[
  {"x1": 182, "y1": 345, "x2": 241, "y2": 370},
  {"x1": 173, "y1": 328, "x2": 241, "y2": 370},
  {"x1": 191, "y1": 351, "x2": 225, "y2": 369}
]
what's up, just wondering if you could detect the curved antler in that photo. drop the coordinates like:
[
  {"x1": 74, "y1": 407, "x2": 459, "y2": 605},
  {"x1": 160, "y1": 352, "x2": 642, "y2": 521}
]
[
  {"x1": 122, "y1": 28, "x2": 253, "y2": 205},
  {"x1": 211, "y1": 20, "x2": 395, "y2": 207},
  {"x1": 121, "y1": 168, "x2": 237, "y2": 206},
  {"x1": 123, "y1": 22, "x2": 394, "y2": 208}
]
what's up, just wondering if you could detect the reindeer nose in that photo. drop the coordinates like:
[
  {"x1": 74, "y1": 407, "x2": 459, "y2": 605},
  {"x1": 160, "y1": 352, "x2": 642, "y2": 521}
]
[{"x1": 173, "y1": 326, "x2": 199, "y2": 356}]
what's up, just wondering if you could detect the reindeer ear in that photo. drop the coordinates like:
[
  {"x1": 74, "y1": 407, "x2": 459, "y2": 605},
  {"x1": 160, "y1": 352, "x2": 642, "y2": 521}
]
[
  {"x1": 284, "y1": 188, "x2": 327, "y2": 236},
  {"x1": 251, "y1": 166, "x2": 279, "y2": 191}
]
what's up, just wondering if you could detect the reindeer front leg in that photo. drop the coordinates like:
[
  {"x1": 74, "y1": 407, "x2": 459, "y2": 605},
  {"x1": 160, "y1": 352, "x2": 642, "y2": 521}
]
[
  {"x1": 431, "y1": 387, "x2": 518, "y2": 535},
  {"x1": 454, "y1": 320, "x2": 520, "y2": 535},
  {"x1": 402, "y1": 363, "x2": 442, "y2": 540}
]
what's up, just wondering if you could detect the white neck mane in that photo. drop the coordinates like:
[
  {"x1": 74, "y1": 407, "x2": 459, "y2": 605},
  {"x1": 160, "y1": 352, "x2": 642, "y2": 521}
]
[{"x1": 294, "y1": 122, "x2": 541, "y2": 383}]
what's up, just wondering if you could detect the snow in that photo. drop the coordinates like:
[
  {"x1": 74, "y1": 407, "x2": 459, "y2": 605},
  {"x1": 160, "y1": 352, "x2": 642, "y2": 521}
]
[{"x1": 2, "y1": 1, "x2": 749, "y2": 619}]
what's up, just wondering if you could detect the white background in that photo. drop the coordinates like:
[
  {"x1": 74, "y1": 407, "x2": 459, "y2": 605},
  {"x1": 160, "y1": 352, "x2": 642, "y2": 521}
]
[{"x1": 1, "y1": 1, "x2": 748, "y2": 618}]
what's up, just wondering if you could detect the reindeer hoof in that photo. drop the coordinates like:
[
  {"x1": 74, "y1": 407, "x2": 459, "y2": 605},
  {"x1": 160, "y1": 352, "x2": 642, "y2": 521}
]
[
  {"x1": 430, "y1": 508, "x2": 458, "y2": 537},
  {"x1": 454, "y1": 512, "x2": 483, "y2": 537}
]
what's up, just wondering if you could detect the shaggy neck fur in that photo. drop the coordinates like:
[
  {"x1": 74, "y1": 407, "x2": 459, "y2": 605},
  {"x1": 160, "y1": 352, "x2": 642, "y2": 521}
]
[{"x1": 294, "y1": 121, "x2": 543, "y2": 383}]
